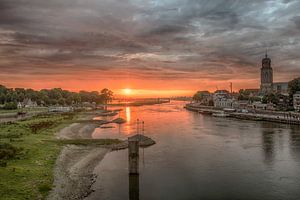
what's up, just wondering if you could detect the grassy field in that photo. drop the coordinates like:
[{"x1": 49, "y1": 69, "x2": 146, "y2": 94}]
[{"x1": 0, "y1": 112, "x2": 77, "y2": 200}]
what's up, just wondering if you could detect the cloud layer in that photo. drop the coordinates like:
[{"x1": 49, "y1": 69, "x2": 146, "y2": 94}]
[{"x1": 0, "y1": 0, "x2": 299, "y2": 93}]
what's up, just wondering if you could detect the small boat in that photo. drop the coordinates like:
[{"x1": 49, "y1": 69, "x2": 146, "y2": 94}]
[
  {"x1": 212, "y1": 112, "x2": 229, "y2": 117},
  {"x1": 223, "y1": 108, "x2": 236, "y2": 112}
]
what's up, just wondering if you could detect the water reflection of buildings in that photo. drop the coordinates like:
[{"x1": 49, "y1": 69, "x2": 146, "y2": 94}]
[
  {"x1": 261, "y1": 122, "x2": 275, "y2": 165},
  {"x1": 261, "y1": 122, "x2": 300, "y2": 165},
  {"x1": 289, "y1": 125, "x2": 300, "y2": 161}
]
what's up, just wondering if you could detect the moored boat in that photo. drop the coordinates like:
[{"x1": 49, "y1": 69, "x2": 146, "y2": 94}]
[{"x1": 212, "y1": 112, "x2": 229, "y2": 117}]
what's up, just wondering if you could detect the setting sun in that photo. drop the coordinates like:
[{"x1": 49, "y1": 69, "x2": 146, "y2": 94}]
[{"x1": 123, "y1": 88, "x2": 132, "y2": 95}]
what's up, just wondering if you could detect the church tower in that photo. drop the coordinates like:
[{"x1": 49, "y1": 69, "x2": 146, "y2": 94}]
[{"x1": 260, "y1": 51, "x2": 273, "y2": 94}]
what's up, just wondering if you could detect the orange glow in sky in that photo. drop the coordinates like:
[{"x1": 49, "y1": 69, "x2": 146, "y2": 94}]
[
  {"x1": 116, "y1": 88, "x2": 195, "y2": 98},
  {"x1": 1, "y1": 76, "x2": 263, "y2": 98}
]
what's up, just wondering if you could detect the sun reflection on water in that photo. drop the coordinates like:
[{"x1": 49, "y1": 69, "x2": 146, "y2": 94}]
[
  {"x1": 126, "y1": 107, "x2": 131, "y2": 122},
  {"x1": 124, "y1": 106, "x2": 132, "y2": 135}
]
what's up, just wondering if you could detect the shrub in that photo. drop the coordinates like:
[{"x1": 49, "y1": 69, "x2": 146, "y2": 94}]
[
  {"x1": 0, "y1": 143, "x2": 20, "y2": 160},
  {"x1": 0, "y1": 160, "x2": 7, "y2": 167},
  {"x1": 3, "y1": 102, "x2": 17, "y2": 110},
  {"x1": 28, "y1": 120, "x2": 56, "y2": 134}
]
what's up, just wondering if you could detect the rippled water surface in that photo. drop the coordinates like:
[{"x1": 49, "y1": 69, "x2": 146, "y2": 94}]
[{"x1": 88, "y1": 101, "x2": 300, "y2": 200}]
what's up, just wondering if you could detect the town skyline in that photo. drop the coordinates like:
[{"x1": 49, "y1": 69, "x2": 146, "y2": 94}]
[{"x1": 1, "y1": 0, "x2": 300, "y2": 97}]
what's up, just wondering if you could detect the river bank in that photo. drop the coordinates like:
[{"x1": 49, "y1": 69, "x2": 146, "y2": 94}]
[
  {"x1": 185, "y1": 103, "x2": 300, "y2": 125},
  {"x1": 0, "y1": 112, "x2": 77, "y2": 199},
  {"x1": 0, "y1": 110, "x2": 122, "y2": 200},
  {"x1": 48, "y1": 145, "x2": 109, "y2": 199},
  {"x1": 47, "y1": 110, "x2": 124, "y2": 200}
]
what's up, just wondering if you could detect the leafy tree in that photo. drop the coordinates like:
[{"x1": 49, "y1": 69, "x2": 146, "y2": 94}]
[
  {"x1": 0, "y1": 85, "x2": 7, "y2": 95},
  {"x1": 238, "y1": 89, "x2": 249, "y2": 101},
  {"x1": 288, "y1": 77, "x2": 300, "y2": 105},
  {"x1": 0, "y1": 84, "x2": 113, "y2": 108},
  {"x1": 288, "y1": 77, "x2": 300, "y2": 96},
  {"x1": 0, "y1": 93, "x2": 6, "y2": 104},
  {"x1": 101, "y1": 88, "x2": 113, "y2": 104},
  {"x1": 58, "y1": 98, "x2": 66, "y2": 105},
  {"x1": 193, "y1": 91, "x2": 210, "y2": 102},
  {"x1": 3, "y1": 102, "x2": 17, "y2": 110},
  {"x1": 262, "y1": 93, "x2": 279, "y2": 104}
]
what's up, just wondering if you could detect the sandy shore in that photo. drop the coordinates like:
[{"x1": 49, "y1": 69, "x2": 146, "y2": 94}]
[
  {"x1": 56, "y1": 123, "x2": 99, "y2": 139},
  {"x1": 47, "y1": 145, "x2": 108, "y2": 200},
  {"x1": 48, "y1": 112, "x2": 111, "y2": 200}
]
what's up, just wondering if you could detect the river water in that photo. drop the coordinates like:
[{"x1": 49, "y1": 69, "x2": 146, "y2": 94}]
[{"x1": 88, "y1": 101, "x2": 300, "y2": 200}]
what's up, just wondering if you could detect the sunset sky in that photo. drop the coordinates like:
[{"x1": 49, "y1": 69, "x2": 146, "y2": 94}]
[{"x1": 0, "y1": 0, "x2": 300, "y2": 97}]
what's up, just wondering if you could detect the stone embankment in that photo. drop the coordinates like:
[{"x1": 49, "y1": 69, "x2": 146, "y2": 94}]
[{"x1": 185, "y1": 103, "x2": 300, "y2": 125}]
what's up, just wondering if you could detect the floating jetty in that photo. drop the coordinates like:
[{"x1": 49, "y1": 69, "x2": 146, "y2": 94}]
[{"x1": 230, "y1": 112, "x2": 300, "y2": 125}]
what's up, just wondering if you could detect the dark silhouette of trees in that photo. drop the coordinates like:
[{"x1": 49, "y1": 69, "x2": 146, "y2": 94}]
[
  {"x1": 288, "y1": 77, "x2": 300, "y2": 99},
  {"x1": 100, "y1": 88, "x2": 113, "y2": 104},
  {"x1": 0, "y1": 85, "x2": 113, "y2": 108},
  {"x1": 262, "y1": 93, "x2": 279, "y2": 104},
  {"x1": 193, "y1": 91, "x2": 210, "y2": 102}
]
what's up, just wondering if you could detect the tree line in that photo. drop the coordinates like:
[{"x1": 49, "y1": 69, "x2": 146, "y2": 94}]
[{"x1": 0, "y1": 85, "x2": 113, "y2": 109}]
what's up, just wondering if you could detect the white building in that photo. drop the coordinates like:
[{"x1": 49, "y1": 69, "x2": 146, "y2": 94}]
[
  {"x1": 293, "y1": 92, "x2": 300, "y2": 111},
  {"x1": 17, "y1": 102, "x2": 23, "y2": 109},
  {"x1": 213, "y1": 90, "x2": 233, "y2": 108},
  {"x1": 19, "y1": 98, "x2": 38, "y2": 108}
]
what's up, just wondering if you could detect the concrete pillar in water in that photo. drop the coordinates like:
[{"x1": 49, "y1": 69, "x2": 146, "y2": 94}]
[
  {"x1": 129, "y1": 174, "x2": 139, "y2": 200},
  {"x1": 128, "y1": 138, "x2": 139, "y2": 174}
]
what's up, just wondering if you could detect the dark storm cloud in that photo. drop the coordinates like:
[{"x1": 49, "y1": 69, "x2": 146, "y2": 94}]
[
  {"x1": 291, "y1": 16, "x2": 300, "y2": 29},
  {"x1": 142, "y1": 24, "x2": 189, "y2": 36},
  {"x1": 0, "y1": 0, "x2": 300, "y2": 82}
]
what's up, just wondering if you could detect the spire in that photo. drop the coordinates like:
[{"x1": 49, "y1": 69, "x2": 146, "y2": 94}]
[{"x1": 265, "y1": 49, "x2": 268, "y2": 58}]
